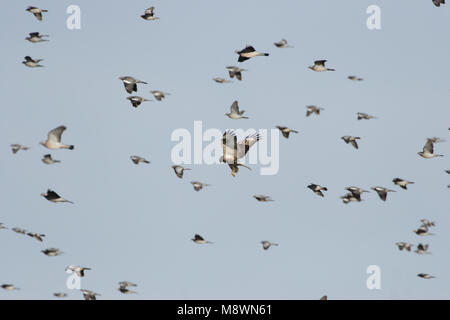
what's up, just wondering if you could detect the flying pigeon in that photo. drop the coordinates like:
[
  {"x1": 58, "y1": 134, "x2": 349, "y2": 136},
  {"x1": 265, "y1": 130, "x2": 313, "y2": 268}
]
[
  {"x1": 417, "y1": 273, "x2": 435, "y2": 279},
  {"x1": 433, "y1": 0, "x2": 445, "y2": 7},
  {"x1": 41, "y1": 248, "x2": 63, "y2": 256},
  {"x1": 213, "y1": 77, "x2": 232, "y2": 83},
  {"x1": 26, "y1": 6, "x2": 48, "y2": 21},
  {"x1": 396, "y1": 242, "x2": 413, "y2": 251},
  {"x1": 235, "y1": 45, "x2": 269, "y2": 62},
  {"x1": 226, "y1": 66, "x2": 247, "y2": 81},
  {"x1": 54, "y1": 293, "x2": 68, "y2": 298},
  {"x1": 10, "y1": 144, "x2": 29, "y2": 154},
  {"x1": 225, "y1": 101, "x2": 249, "y2": 119},
  {"x1": 346, "y1": 186, "x2": 369, "y2": 197},
  {"x1": 12, "y1": 227, "x2": 27, "y2": 234},
  {"x1": 341, "y1": 136, "x2": 360, "y2": 149},
  {"x1": 348, "y1": 76, "x2": 363, "y2": 81},
  {"x1": 23, "y1": 56, "x2": 43, "y2": 68},
  {"x1": 191, "y1": 181, "x2": 210, "y2": 192},
  {"x1": 309, "y1": 60, "x2": 335, "y2": 72},
  {"x1": 81, "y1": 289, "x2": 100, "y2": 300},
  {"x1": 130, "y1": 155, "x2": 150, "y2": 165},
  {"x1": 306, "y1": 105, "x2": 323, "y2": 117},
  {"x1": 392, "y1": 178, "x2": 414, "y2": 190},
  {"x1": 371, "y1": 186, "x2": 396, "y2": 201},
  {"x1": 420, "y1": 219, "x2": 436, "y2": 228},
  {"x1": 273, "y1": 39, "x2": 293, "y2": 48},
  {"x1": 1, "y1": 284, "x2": 19, "y2": 291},
  {"x1": 126, "y1": 96, "x2": 151, "y2": 108},
  {"x1": 40, "y1": 125, "x2": 74, "y2": 150},
  {"x1": 27, "y1": 232, "x2": 45, "y2": 242},
  {"x1": 172, "y1": 165, "x2": 191, "y2": 179},
  {"x1": 119, "y1": 281, "x2": 137, "y2": 288},
  {"x1": 341, "y1": 192, "x2": 362, "y2": 204},
  {"x1": 150, "y1": 90, "x2": 170, "y2": 101},
  {"x1": 41, "y1": 189, "x2": 74, "y2": 204},
  {"x1": 357, "y1": 112, "x2": 377, "y2": 120},
  {"x1": 415, "y1": 244, "x2": 430, "y2": 255},
  {"x1": 418, "y1": 138, "x2": 443, "y2": 158},
  {"x1": 261, "y1": 241, "x2": 278, "y2": 250},
  {"x1": 66, "y1": 266, "x2": 91, "y2": 277},
  {"x1": 119, "y1": 76, "x2": 148, "y2": 94},
  {"x1": 253, "y1": 195, "x2": 274, "y2": 202},
  {"x1": 141, "y1": 7, "x2": 159, "y2": 20},
  {"x1": 119, "y1": 287, "x2": 137, "y2": 294},
  {"x1": 25, "y1": 32, "x2": 49, "y2": 43},
  {"x1": 42, "y1": 154, "x2": 60, "y2": 165},
  {"x1": 308, "y1": 184, "x2": 328, "y2": 197},
  {"x1": 276, "y1": 126, "x2": 298, "y2": 139},
  {"x1": 220, "y1": 131, "x2": 259, "y2": 176},
  {"x1": 413, "y1": 225, "x2": 434, "y2": 236},
  {"x1": 191, "y1": 234, "x2": 213, "y2": 244}
]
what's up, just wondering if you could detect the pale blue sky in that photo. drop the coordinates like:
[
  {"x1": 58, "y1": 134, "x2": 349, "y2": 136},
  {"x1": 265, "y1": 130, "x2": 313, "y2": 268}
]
[{"x1": 1, "y1": 0, "x2": 449, "y2": 299}]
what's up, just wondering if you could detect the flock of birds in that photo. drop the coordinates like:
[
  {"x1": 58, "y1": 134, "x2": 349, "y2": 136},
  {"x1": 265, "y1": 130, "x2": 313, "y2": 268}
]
[{"x1": 2, "y1": 3, "x2": 448, "y2": 300}]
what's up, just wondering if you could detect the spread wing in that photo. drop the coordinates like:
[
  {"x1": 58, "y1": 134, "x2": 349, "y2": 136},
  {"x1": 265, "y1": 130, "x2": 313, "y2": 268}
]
[
  {"x1": 315, "y1": 60, "x2": 327, "y2": 66},
  {"x1": 240, "y1": 46, "x2": 255, "y2": 53},
  {"x1": 423, "y1": 139, "x2": 434, "y2": 154},
  {"x1": 230, "y1": 101, "x2": 239, "y2": 114},
  {"x1": 144, "y1": 7, "x2": 155, "y2": 15},
  {"x1": 222, "y1": 131, "x2": 237, "y2": 163},
  {"x1": 237, "y1": 133, "x2": 260, "y2": 158},
  {"x1": 48, "y1": 126, "x2": 66, "y2": 143}
]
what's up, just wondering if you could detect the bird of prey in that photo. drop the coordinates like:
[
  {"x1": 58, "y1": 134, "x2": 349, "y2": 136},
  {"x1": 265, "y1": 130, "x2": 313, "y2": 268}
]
[
  {"x1": 261, "y1": 241, "x2": 278, "y2": 250},
  {"x1": 66, "y1": 266, "x2": 91, "y2": 277},
  {"x1": 309, "y1": 60, "x2": 335, "y2": 72},
  {"x1": 191, "y1": 234, "x2": 213, "y2": 244},
  {"x1": 27, "y1": 232, "x2": 45, "y2": 242},
  {"x1": 308, "y1": 184, "x2": 328, "y2": 197},
  {"x1": 130, "y1": 155, "x2": 150, "y2": 165},
  {"x1": 420, "y1": 219, "x2": 436, "y2": 228},
  {"x1": 417, "y1": 273, "x2": 435, "y2": 279},
  {"x1": 1, "y1": 284, "x2": 19, "y2": 291},
  {"x1": 225, "y1": 101, "x2": 249, "y2": 119},
  {"x1": 226, "y1": 66, "x2": 246, "y2": 81},
  {"x1": 413, "y1": 225, "x2": 434, "y2": 236},
  {"x1": 371, "y1": 186, "x2": 396, "y2": 201},
  {"x1": 40, "y1": 126, "x2": 74, "y2": 150},
  {"x1": 276, "y1": 126, "x2": 298, "y2": 139},
  {"x1": 150, "y1": 90, "x2": 170, "y2": 101},
  {"x1": 12, "y1": 227, "x2": 27, "y2": 234},
  {"x1": 54, "y1": 293, "x2": 68, "y2": 298},
  {"x1": 141, "y1": 7, "x2": 159, "y2": 20},
  {"x1": 392, "y1": 178, "x2": 414, "y2": 190},
  {"x1": 126, "y1": 96, "x2": 150, "y2": 108},
  {"x1": 433, "y1": 0, "x2": 445, "y2": 7},
  {"x1": 41, "y1": 189, "x2": 74, "y2": 204},
  {"x1": 23, "y1": 56, "x2": 43, "y2": 68},
  {"x1": 26, "y1": 6, "x2": 48, "y2": 21},
  {"x1": 191, "y1": 181, "x2": 210, "y2": 191},
  {"x1": 348, "y1": 76, "x2": 363, "y2": 81},
  {"x1": 119, "y1": 76, "x2": 148, "y2": 94},
  {"x1": 220, "y1": 131, "x2": 259, "y2": 177},
  {"x1": 341, "y1": 136, "x2": 360, "y2": 149},
  {"x1": 172, "y1": 165, "x2": 191, "y2": 179},
  {"x1": 418, "y1": 138, "x2": 443, "y2": 158},
  {"x1": 81, "y1": 289, "x2": 100, "y2": 300},
  {"x1": 235, "y1": 45, "x2": 269, "y2": 62},
  {"x1": 41, "y1": 248, "x2": 63, "y2": 256},
  {"x1": 42, "y1": 154, "x2": 60, "y2": 165},
  {"x1": 415, "y1": 244, "x2": 430, "y2": 255},
  {"x1": 357, "y1": 112, "x2": 377, "y2": 120},
  {"x1": 273, "y1": 39, "x2": 293, "y2": 48},
  {"x1": 25, "y1": 32, "x2": 49, "y2": 43},
  {"x1": 253, "y1": 195, "x2": 274, "y2": 202},
  {"x1": 213, "y1": 77, "x2": 232, "y2": 84},
  {"x1": 10, "y1": 144, "x2": 29, "y2": 154},
  {"x1": 306, "y1": 105, "x2": 323, "y2": 117},
  {"x1": 396, "y1": 242, "x2": 413, "y2": 252}
]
